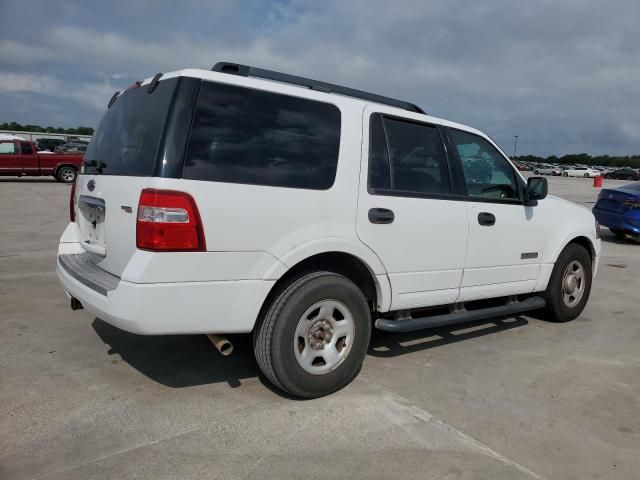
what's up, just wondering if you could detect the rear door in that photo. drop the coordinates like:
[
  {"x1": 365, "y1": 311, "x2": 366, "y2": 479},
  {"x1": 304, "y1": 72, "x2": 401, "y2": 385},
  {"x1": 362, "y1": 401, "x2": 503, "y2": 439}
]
[
  {"x1": 0, "y1": 141, "x2": 21, "y2": 174},
  {"x1": 356, "y1": 109, "x2": 468, "y2": 310},
  {"x1": 445, "y1": 127, "x2": 546, "y2": 301},
  {"x1": 76, "y1": 76, "x2": 199, "y2": 276}
]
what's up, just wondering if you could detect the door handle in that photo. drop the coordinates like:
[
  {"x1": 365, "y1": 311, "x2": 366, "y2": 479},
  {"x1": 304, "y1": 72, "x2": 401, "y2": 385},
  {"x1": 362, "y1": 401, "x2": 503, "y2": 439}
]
[
  {"x1": 368, "y1": 208, "x2": 395, "y2": 224},
  {"x1": 478, "y1": 212, "x2": 496, "y2": 226}
]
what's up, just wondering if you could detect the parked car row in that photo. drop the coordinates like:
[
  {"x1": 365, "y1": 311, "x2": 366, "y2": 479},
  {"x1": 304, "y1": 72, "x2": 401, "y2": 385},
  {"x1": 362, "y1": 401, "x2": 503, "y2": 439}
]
[
  {"x1": 514, "y1": 161, "x2": 640, "y2": 180},
  {"x1": 36, "y1": 138, "x2": 89, "y2": 154}
]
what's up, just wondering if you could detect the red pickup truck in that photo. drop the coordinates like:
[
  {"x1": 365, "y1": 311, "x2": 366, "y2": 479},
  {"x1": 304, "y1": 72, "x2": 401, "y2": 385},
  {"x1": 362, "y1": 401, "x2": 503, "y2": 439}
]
[{"x1": 0, "y1": 138, "x2": 83, "y2": 183}]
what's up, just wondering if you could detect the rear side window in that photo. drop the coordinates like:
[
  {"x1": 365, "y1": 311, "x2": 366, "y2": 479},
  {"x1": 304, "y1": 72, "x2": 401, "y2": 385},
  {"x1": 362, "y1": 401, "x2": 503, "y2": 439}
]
[
  {"x1": 0, "y1": 142, "x2": 16, "y2": 154},
  {"x1": 183, "y1": 81, "x2": 341, "y2": 189},
  {"x1": 21, "y1": 142, "x2": 34, "y2": 154},
  {"x1": 368, "y1": 113, "x2": 451, "y2": 195}
]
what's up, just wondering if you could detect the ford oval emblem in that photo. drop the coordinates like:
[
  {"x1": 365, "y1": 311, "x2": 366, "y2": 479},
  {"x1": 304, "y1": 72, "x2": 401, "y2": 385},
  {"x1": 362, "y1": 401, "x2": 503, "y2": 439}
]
[{"x1": 87, "y1": 180, "x2": 95, "y2": 191}]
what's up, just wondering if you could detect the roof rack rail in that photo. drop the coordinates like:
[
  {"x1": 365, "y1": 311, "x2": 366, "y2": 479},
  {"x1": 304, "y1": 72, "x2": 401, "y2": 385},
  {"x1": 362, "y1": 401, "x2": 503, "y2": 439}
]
[{"x1": 211, "y1": 62, "x2": 426, "y2": 114}]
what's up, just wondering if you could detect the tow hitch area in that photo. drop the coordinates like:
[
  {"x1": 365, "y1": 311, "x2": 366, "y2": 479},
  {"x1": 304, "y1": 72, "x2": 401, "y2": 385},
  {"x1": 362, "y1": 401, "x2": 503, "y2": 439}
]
[{"x1": 70, "y1": 297, "x2": 83, "y2": 311}]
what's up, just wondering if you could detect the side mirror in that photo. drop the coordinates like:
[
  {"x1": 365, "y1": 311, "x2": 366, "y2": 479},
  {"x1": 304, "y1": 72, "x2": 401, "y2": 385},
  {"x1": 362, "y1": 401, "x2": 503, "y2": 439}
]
[{"x1": 525, "y1": 177, "x2": 548, "y2": 206}]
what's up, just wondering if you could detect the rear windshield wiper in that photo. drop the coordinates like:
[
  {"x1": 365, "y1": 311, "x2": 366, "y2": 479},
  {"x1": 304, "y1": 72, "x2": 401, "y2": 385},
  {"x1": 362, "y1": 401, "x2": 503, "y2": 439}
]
[{"x1": 83, "y1": 160, "x2": 107, "y2": 172}]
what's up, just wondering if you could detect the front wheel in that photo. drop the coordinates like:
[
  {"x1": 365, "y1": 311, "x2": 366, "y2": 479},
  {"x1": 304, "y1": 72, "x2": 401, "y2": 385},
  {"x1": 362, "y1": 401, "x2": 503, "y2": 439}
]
[
  {"x1": 563, "y1": 172, "x2": 569, "y2": 177},
  {"x1": 55, "y1": 166, "x2": 77, "y2": 183},
  {"x1": 584, "y1": 173, "x2": 590, "y2": 178},
  {"x1": 254, "y1": 271, "x2": 371, "y2": 398},
  {"x1": 543, "y1": 243, "x2": 592, "y2": 322}
]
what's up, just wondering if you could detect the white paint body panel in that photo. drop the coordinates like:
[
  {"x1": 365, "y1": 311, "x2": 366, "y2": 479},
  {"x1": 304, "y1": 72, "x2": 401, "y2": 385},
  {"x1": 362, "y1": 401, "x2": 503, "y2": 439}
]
[
  {"x1": 57, "y1": 68, "x2": 601, "y2": 335},
  {"x1": 355, "y1": 105, "x2": 468, "y2": 310},
  {"x1": 458, "y1": 202, "x2": 546, "y2": 301}
]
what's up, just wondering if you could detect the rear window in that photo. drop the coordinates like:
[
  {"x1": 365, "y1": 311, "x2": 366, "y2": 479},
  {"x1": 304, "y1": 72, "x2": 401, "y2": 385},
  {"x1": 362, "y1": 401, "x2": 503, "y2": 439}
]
[
  {"x1": 83, "y1": 78, "x2": 179, "y2": 176},
  {"x1": 182, "y1": 81, "x2": 341, "y2": 189}
]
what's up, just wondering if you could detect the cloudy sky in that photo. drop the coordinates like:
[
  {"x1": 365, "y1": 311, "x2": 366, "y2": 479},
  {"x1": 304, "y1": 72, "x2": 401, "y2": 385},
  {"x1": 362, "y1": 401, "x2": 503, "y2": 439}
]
[{"x1": 1, "y1": 0, "x2": 639, "y2": 156}]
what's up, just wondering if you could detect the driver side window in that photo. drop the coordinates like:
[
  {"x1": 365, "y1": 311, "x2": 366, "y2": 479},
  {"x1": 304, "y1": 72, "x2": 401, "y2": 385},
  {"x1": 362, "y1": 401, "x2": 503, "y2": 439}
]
[{"x1": 449, "y1": 129, "x2": 519, "y2": 200}]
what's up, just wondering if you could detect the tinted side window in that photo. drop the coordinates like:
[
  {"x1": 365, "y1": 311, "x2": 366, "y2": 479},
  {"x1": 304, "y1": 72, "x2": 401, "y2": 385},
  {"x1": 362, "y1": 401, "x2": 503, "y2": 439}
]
[
  {"x1": 449, "y1": 129, "x2": 519, "y2": 200},
  {"x1": 368, "y1": 114, "x2": 451, "y2": 195},
  {"x1": 21, "y1": 142, "x2": 34, "y2": 154},
  {"x1": 0, "y1": 142, "x2": 16, "y2": 154},
  {"x1": 183, "y1": 82, "x2": 341, "y2": 190}
]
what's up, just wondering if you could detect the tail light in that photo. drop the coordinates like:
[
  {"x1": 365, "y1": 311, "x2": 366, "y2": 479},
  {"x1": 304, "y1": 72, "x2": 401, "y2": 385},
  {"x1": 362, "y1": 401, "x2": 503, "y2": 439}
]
[
  {"x1": 69, "y1": 179, "x2": 77, "y2": 222},
  {"x1": 623, "y1": 198, "x2": 640, "y2": 210},
  {"x1": 136, "y1": 189, "x2": 206, "y2": 251}
]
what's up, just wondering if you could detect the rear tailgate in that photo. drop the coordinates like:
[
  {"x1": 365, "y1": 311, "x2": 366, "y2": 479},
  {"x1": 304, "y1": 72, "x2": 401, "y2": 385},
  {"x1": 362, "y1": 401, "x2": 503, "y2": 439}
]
[
  {"x1": 74, "y1": 174, "x2": 150, "y2": 276},
  {"x1": 74, "y1": 75, "x2": 191, "y2": 277}
]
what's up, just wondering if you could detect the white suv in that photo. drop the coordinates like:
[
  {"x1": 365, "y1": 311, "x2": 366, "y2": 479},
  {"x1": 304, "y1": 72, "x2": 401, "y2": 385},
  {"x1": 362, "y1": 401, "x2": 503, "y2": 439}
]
[{"x1": 57, "y1": 62, "x2": 601, "y2": 398}]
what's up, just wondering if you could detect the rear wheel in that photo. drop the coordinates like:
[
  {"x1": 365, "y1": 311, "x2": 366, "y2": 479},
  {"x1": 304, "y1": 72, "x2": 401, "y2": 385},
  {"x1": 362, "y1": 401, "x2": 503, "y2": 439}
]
[
  {"x1": 543, "y1": 243, "x2": 592, "y2": 322},
  {"x1": 55, "y1": 166, "x2": 77, "y2": 183},
  {"x1": 584, "y1": 173, "x2": 590, "y2": 178},
  {"x1": 534, "y1": 170, "x2": 540, "y2": 175},
  {"x1": 563, "y1": 172, "x2": 569, "y2": 177},
  {"x1": 254, "y1": 271, "x2": 371, "y2": 398},
  {"x1": 609, "y1": 228, "x2": 627, "y2": 240}
]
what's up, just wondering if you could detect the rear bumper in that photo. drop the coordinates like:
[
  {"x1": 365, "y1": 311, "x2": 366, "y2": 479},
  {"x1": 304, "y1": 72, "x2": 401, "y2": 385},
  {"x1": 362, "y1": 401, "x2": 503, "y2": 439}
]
[
  {"x1": 593, "y1": 208, "x2": 640, "y2": 234},
  {"x1": 57, "y1": 255, "x2": 274, "y2": 335}
]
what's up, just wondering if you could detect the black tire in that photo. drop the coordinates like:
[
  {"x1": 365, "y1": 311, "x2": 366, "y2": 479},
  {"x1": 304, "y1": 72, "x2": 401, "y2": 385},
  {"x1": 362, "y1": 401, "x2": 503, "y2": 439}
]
[
  {"x1": 254, "y1": 271, "x2": 371, "y2": 399},
  {"x1": 543, "y1": 243, "x2": 592, "y2": 322},
  {"x1": 534, "y1": 170, "x2": 540, "y2": 175},
  {"x1": 563, "y1": 172, "x2": 569, "y2": 177},
  {"x1": 609, "y1": 228, "x2": 627, "y2": 240},
  {"x1": 584, "y1": 173, "x2": 589, "y2": 178},
  {"x1": 55, "y1": 165, "x2": 77, "y2": 183}
]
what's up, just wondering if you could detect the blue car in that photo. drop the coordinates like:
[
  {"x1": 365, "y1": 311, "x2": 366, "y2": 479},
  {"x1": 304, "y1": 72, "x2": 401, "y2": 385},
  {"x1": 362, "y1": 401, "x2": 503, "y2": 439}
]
[{"x1": 593, "y1": 182, "x2": 640, "y2": 239}]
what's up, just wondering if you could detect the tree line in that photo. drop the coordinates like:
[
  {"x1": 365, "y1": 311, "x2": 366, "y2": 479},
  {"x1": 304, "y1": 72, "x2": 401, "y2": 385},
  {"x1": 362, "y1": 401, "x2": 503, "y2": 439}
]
[
  {"x1": 0, "y1": 122, "x2": 94, "y2": 136},
  {"x1": 514, "y1": 153, "x2": 640, "y2": 169}
]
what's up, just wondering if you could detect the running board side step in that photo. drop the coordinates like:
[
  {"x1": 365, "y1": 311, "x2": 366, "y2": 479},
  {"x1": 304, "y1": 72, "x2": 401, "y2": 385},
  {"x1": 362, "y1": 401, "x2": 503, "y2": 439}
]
[{"x1": 374, "y1": 296, "x2": 546, "y2": 333}]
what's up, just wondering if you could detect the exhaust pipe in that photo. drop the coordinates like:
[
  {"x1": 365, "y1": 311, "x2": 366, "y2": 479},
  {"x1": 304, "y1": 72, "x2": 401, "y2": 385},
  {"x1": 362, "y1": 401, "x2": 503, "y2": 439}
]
[
  {"x1": 207, "y1": 334, "x2": 233, "y2": 356},
  {"x1": 70, "y1": 297, "x2": 83, "y2": 311}
]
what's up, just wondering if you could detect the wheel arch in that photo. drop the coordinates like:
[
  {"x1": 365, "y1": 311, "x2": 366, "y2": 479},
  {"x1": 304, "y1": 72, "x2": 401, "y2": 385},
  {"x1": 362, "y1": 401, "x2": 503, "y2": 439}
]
[
  {"x1": 54, "y1": 163, "x2": 78, "y2": 176},
  {"x1": 550, "y1": 234, "x2": 596, "y2": 265},
  {"x1": 258, "y1": 246, "x2": 392, "y2": 330}
]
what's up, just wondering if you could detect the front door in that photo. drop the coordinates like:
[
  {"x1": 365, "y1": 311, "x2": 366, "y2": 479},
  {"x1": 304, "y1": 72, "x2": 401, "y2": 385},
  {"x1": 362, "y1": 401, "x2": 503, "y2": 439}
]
[
  {"x1": 445, "y1": 128, "x2": 546, "y2": 302},
  {"x1": 356, "y1": 108, "x2": 468, "y2": 310}
]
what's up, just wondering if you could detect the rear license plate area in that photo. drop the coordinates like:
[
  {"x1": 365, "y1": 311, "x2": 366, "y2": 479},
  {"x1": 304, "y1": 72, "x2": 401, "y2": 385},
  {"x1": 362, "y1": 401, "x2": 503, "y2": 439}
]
[{"x1": 78, "y1": 195, "x2": 106, "y2": 247}]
